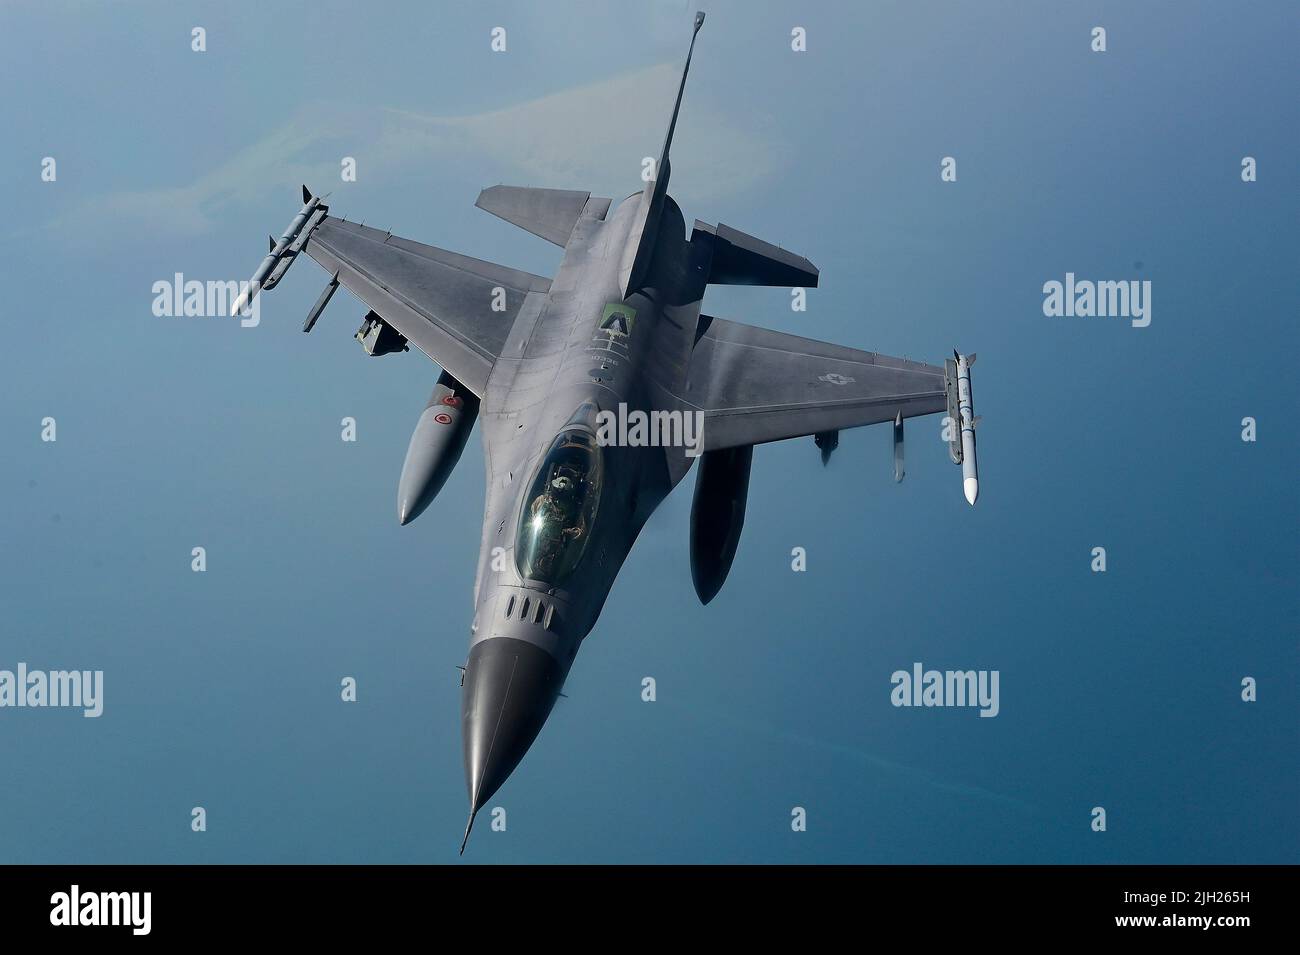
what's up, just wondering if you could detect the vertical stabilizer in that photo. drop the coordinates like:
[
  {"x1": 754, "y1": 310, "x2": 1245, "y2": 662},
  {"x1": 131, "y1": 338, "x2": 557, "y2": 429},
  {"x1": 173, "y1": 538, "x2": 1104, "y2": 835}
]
[{"x1": 618, "y1": 11, "x2": 706, "y2": 296}]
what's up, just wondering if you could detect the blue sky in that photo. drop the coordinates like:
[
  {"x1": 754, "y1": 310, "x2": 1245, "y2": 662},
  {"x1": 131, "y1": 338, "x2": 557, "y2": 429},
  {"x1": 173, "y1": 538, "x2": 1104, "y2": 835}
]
[{"x1": 0, "y1": 0, "x2": 1295, "y2": 863}]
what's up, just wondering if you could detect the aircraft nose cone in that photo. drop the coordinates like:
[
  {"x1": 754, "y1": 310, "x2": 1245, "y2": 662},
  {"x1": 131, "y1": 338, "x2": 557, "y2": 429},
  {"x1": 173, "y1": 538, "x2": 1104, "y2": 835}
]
[{"x1": 462, "y1": 637, "x2": 565, "y2": 819}]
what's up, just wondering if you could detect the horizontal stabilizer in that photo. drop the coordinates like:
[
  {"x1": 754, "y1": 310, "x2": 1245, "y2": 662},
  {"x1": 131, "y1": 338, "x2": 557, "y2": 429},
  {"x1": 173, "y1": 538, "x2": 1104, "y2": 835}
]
[
  {"x1": 475, "y1": 185, "x2": 610, "y2": 247},
  {"x1": 694, "y1": 221, "x2": 819, "y2": 288}
]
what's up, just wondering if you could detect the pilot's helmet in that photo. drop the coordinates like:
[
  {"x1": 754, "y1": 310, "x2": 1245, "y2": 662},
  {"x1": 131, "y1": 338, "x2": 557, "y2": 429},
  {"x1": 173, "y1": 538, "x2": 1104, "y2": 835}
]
[{"x1": 551, "y1": 475, "x2": 573, "y2": 494}]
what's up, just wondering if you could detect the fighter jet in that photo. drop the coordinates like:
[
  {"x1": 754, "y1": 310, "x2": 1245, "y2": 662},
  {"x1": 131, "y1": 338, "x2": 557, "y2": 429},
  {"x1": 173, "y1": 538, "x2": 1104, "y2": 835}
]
[{"x1": 232, "y1": 12, "x2": 981, "y2": 852}]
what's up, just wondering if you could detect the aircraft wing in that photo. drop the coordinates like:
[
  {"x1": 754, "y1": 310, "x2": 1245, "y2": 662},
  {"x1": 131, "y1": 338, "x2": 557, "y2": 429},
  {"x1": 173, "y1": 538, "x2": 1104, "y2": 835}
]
[
  {"x1": 682, "y1": 316, "x2": 949, "y2": 452},
  {"x1": 302, "y1": 216, "x2": 551, "y2": 396}
]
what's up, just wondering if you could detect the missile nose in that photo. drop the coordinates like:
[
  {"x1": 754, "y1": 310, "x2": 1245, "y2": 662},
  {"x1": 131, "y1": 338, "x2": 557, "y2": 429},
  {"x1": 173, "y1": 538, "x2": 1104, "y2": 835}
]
[
  {"x1": 964, "y1": 477, "x2": 979, "y2": 506},
  {"x1": 461, "y1": 637, "x2": 565, "y2": 843}
]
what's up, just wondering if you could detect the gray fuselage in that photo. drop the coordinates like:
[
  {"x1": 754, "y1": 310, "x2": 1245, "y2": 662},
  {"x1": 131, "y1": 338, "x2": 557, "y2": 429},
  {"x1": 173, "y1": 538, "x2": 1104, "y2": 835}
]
[{"x1": 460, "y1": 191, "x2": 704, "y2": 815}]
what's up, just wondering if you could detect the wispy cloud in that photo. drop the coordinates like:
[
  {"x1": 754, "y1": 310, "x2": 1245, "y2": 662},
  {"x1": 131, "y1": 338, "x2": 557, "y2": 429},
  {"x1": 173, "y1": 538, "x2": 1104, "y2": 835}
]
[{"x1": 52, "y1": 62, "x2": 782, "y2": 242}]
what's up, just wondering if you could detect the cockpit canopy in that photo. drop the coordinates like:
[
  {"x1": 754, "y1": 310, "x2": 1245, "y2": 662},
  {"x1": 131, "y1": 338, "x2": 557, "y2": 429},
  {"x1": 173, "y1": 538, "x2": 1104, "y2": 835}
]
[{"x1": 516, "y1": 429, "x2": 604, "y2": 584}]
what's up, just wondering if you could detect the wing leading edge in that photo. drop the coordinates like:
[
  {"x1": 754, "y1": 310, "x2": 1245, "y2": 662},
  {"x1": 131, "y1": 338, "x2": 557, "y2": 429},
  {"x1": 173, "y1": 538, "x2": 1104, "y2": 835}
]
[{"x1": 681, "y1": 316, "x2": 948, "y2": 452}]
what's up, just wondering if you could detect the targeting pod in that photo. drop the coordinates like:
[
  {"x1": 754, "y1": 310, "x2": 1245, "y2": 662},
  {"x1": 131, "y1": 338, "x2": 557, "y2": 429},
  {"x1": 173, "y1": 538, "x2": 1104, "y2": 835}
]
[
  {"x1": 230, "y1": 185, "x2": 328, "y2": 315},
  {"x1": 944, "y1": 352, "x2": 980, "y2": 505}
]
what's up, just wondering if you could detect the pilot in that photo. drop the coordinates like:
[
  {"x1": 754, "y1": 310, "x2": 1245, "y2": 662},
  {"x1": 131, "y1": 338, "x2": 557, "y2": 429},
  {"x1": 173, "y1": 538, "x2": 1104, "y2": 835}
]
[{"x1": 531, "y1": 473, "x2": 585, "y2": 542}]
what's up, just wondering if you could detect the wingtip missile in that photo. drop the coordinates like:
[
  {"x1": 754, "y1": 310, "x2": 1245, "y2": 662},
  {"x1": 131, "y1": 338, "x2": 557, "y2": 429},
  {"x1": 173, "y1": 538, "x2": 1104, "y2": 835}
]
[
  {"x1": 232, "y1": 188, "x2": 328, "y2": 316},
  {"x1": 954, "y1": 352, "x2": 979, "y2": 505}
]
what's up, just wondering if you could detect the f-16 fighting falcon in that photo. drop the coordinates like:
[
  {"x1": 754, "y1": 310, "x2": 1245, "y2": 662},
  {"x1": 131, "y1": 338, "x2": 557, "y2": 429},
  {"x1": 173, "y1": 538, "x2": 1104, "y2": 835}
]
[{"x1": 231, "y1": 12, "x2": 981, "y2": 852}]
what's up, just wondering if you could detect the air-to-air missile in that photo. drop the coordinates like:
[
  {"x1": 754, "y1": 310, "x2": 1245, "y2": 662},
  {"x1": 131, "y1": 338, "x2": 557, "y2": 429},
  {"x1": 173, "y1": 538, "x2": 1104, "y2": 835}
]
[
  {"x1": 944, "y1": 351, "x2": 980, "y2": 505},
  {"x1": 397, "y1": 371, "x2": 480, "y2": 526},
  {"x1": 230, "y1": 186, "x2": 326, "y2": 316}
]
